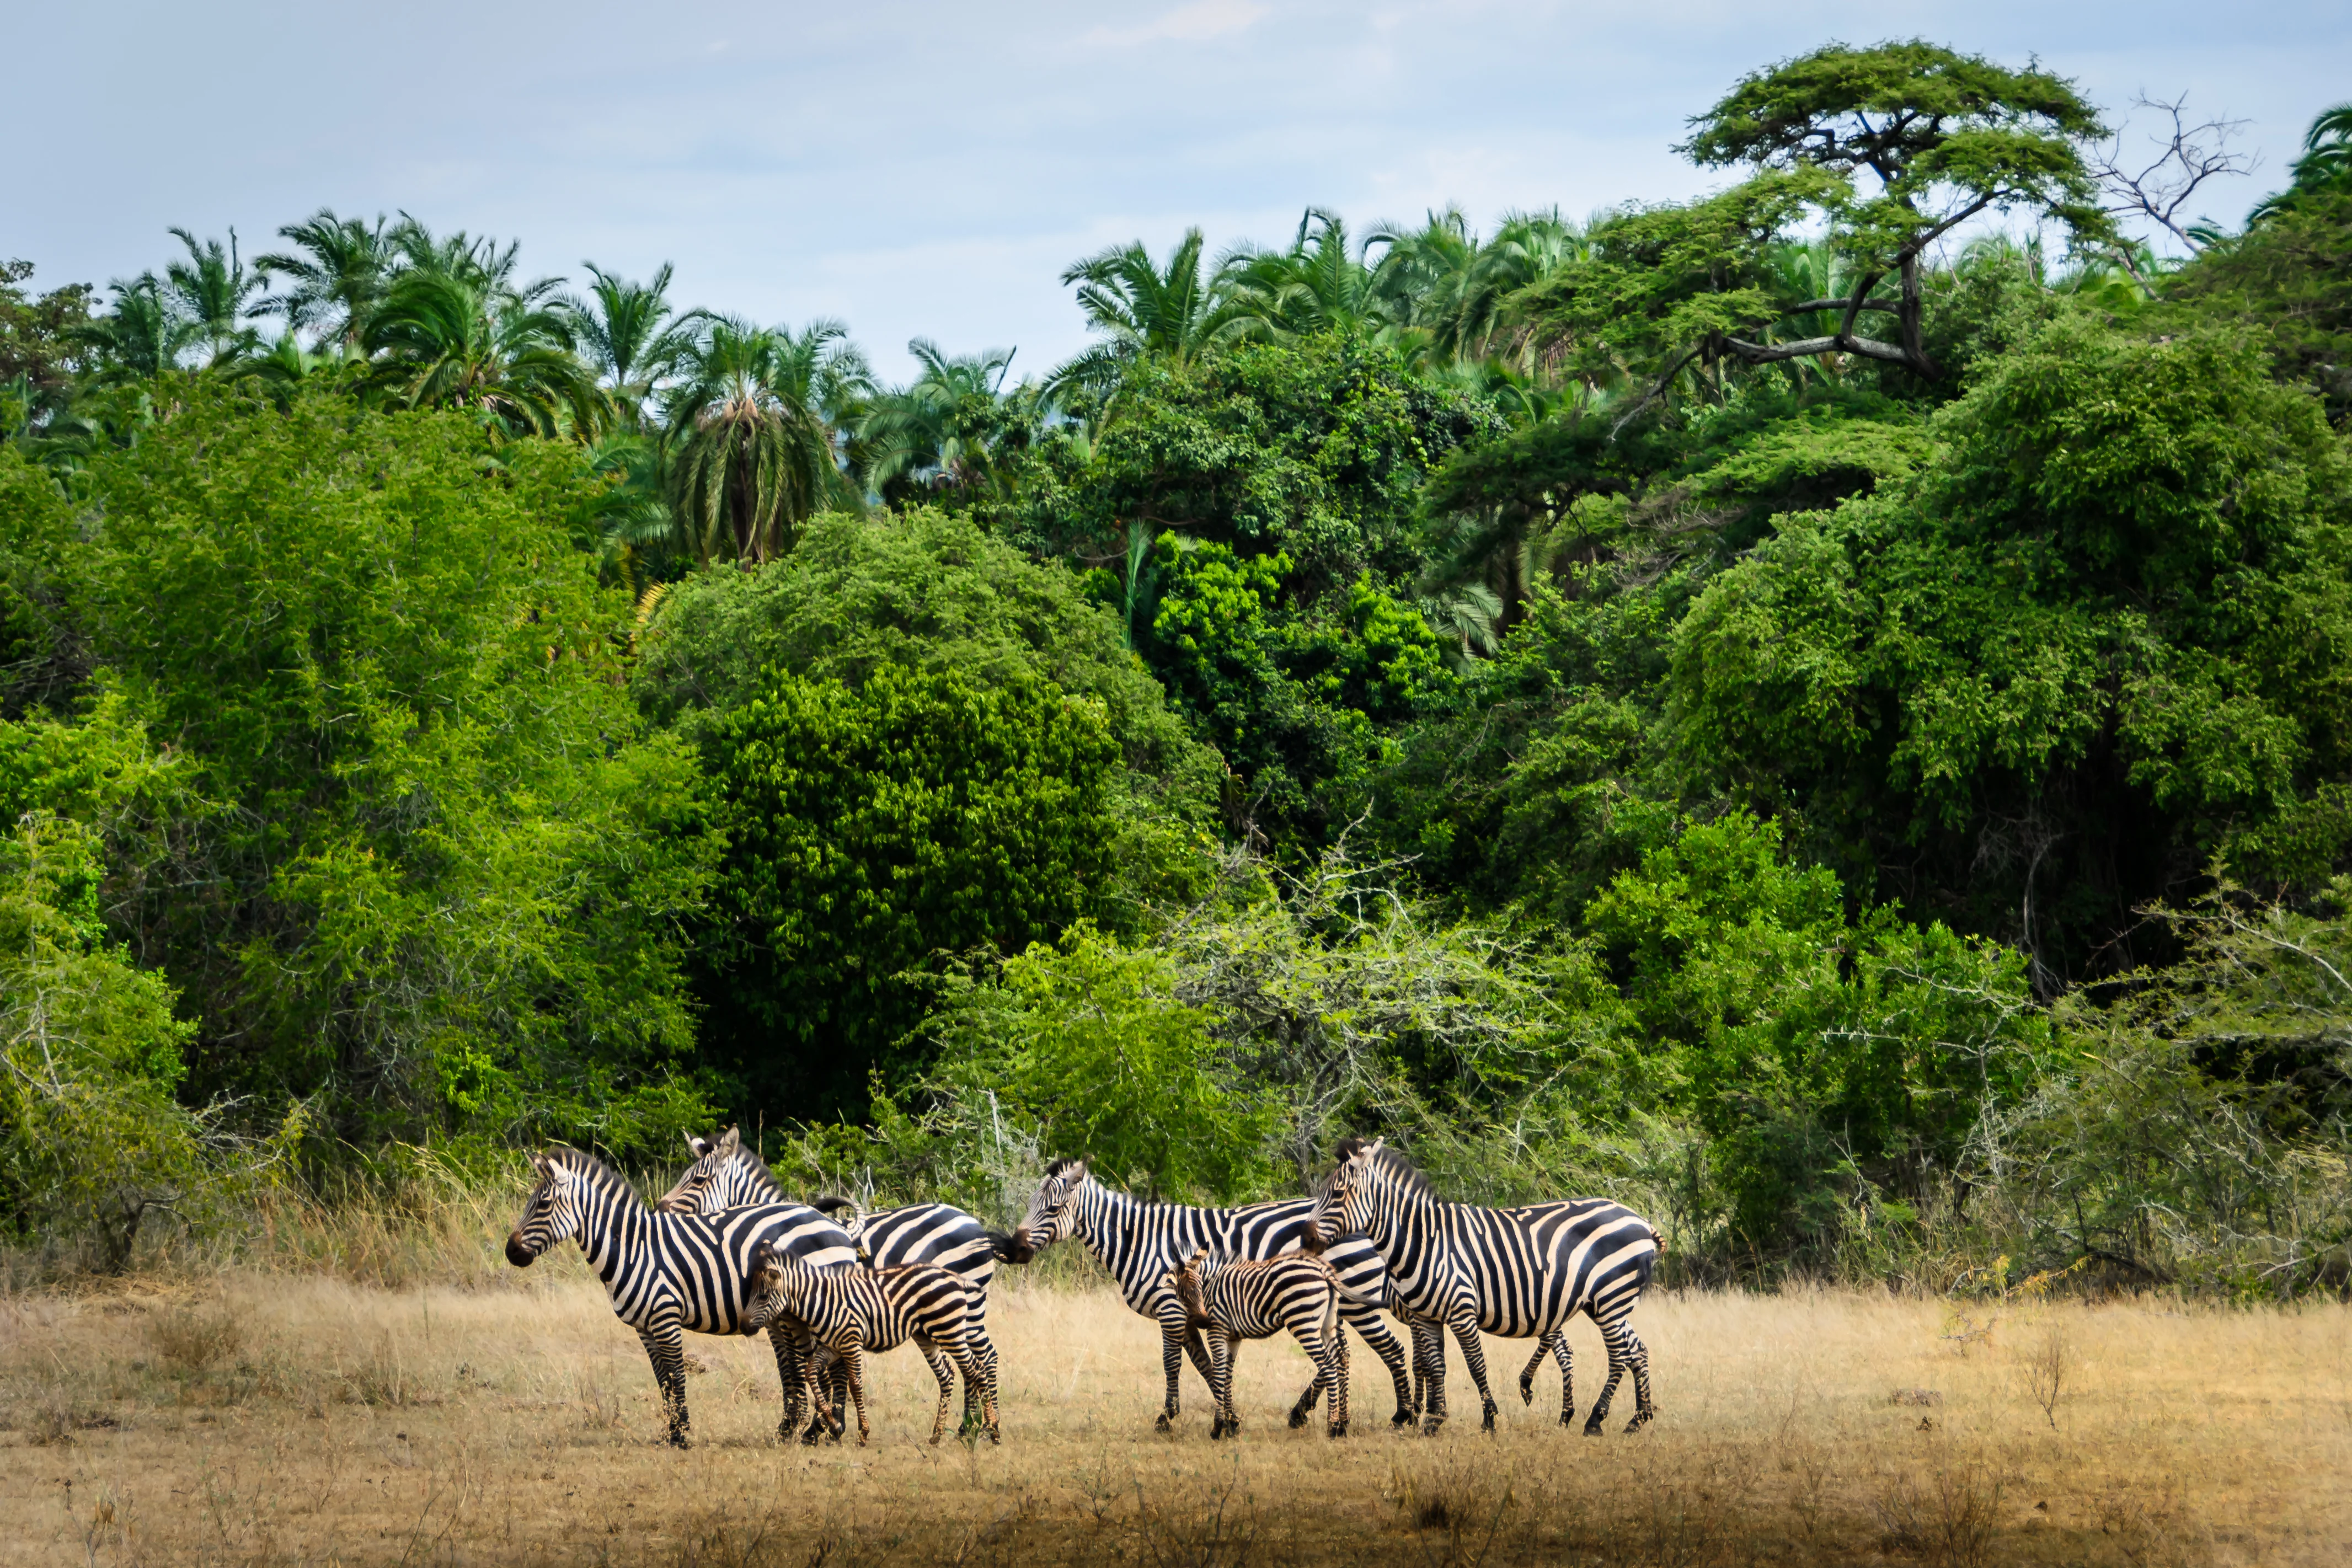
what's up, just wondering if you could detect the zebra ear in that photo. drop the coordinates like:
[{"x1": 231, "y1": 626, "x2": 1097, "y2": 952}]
[
  {"x1": 1365, "y1": 1138, "x2": 1385, "y2": 1158},
  {"x1": 685, "y1": 1132, "x2": 709, "y2": 1158},
  {"x1": 530, "y1": 1150, "x2": 552, "y2": 1176},
  {"x1": 718, "y1": 1126, "x2": 741, "y2": 1153}
]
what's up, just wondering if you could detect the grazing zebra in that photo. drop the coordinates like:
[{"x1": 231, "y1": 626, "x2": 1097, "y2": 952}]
[
  {"x1": 1166, "y1": 1249, "x2": 1362, "y2": 1439},
  {"x1": 656, "y1": 1126, "x2": 1008, "y2": 1431},
  {"x1": 1309, "y1": 1137, "x2": 1660, "y2": 1435},
  {"x1": 1011, "y1": 1158, "x2": 1419, "y2": 1431},
  {"x1": 741, "y1": 1241, "x2": 1001, "y2": 1446},
  {"x1": 504, "y1": 1146, "x2": 857, "y2": 1447}
]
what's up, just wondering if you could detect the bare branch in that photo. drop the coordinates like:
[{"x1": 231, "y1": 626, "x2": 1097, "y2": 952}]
[
  {"x1": 1720, "y1": 333, "x2": 1915, "y2": 367},
  {"x1": 2091, "y1": 93, "x2": 2258, "y2": 251}
]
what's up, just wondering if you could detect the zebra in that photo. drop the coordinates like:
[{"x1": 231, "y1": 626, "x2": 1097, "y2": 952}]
[
  {"x1": 1011, "y1": 1157, "x2": 1421, "y2": 1431},
  {"x1": 656, "y1": 1126, "x2": 1008, "y2": 1433},
  {"x1": 503, "y1": 1146, "x2": 857, "y2": 1447},
  {"x1": 741, "y1": 1241, "x2": 1001, "y2": 1446},
  {"x1": 1309, "y1": 1137, "x2": 1660, "y2": 1435},
  {"x1": 1166, "y1": 1248, "x2": 1364, "y2": 1440}
]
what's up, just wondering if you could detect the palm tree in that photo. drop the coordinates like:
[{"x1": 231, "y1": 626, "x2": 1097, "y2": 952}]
[
  {"x1": 557, "y1": 263, "x2": 692, "y2": 427},
  {"x1": 2249, "y1": 102, "x2": 2352, "y2": 223},
  {"x1": 162, "y1": 228, "x2": 265, "y2": 366},
  {"x1": 254, "y1": 209, "x2": 395, "y2": 354},
  {"x1": 663, "y1": 317, "x2": 869, "y2": 567},
  {"x1": 360, "y1": 270, "x2": 602, "y2": 437},
  {"x1": 1221, "y1": 208, "x2": 1394, "y2": 344},
  {"x1": 1367, "y1": 207, "x2": 1590, "y2": 365},
  {"x1": 856, "y1": 338, "x2": 1015, "y2": 495},
  {"x1": 74, "y1": 276, "x2": 193, "y2": 380},
  {"x1": 1047, "y1": 229, "x2": 1239, "y2": 403}
]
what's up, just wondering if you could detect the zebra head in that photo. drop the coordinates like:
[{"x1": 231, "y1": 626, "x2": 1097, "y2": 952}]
[
  {"x1": 1308, "y1": 1137, "x2": 1385, "y2": 1245},
  {"x1": 1010, "y1": 1157, "x2": 1089, "y2": 1261},
  {"x1": 506, "y1": 1150, "x2": 584, "y2": 1266},
  {"x1": 1164, "y1": 1247, "x2": 1214, "y2": 1330},
  {"x1": 740, "y1": 1239, "x2": 810, "y2": 1335},
  {"x1": 654, "y1": 1125, "x2": 749, "y2": 1215}
]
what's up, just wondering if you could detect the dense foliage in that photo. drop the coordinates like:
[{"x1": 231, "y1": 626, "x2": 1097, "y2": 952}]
[{"x1": 3, "y1": 44, "x2": 2347, "y2": 1294}]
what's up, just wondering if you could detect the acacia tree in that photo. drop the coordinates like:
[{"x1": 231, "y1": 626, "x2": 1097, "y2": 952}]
[{"x1": 1676, "y1": 41, "x2": 2108, "y2": 382}]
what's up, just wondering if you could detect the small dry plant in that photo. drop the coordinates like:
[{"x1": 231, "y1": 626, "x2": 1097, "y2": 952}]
[
  {"x1": 2020, "y1": 1319, "x2": 2070, "y2": 1429},
  {"x1": 149, "y1": 1299, "x2": 245, "y2": 1372},
  {"x1": 1874, "y1": 1457, "x2": 2002, "y2": 1568}
]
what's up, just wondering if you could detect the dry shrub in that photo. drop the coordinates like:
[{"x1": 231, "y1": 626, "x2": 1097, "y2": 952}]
[
  {"x1": 1874, "y1": 1455, "x2": 2002, "y2": 1568},
  {"x1": 149, "y1": 1298, "x2": 245, "y2": 1371},
  {"x1": 2020, "y1": 1318, "x2": 2071, "y2": 1428}
]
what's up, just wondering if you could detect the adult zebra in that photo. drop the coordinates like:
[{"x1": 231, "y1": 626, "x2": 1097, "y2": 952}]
[
  {"x1": 504, "y1": 1145, "x2": 857, "y2": 1446},
  {"x1": 658, "y1": 1127, "x2": 1008, "y2": 1432},
  {"x1": 1012, "y1": 1158, "x2": 1421, "y2": 1431},
  {"x1": 1309, "y1": 1138, "x2": 1660, "y2": 1435}
]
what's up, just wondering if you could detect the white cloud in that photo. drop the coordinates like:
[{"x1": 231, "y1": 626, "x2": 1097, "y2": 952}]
[{"x1": 1085, "y1": 0, "x2": 1269, "y2": 49}]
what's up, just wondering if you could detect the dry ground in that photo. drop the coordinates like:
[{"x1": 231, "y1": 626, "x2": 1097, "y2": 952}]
[{"x1": 2, "y1": 1258, "x2": 2346, "y2": 1567}]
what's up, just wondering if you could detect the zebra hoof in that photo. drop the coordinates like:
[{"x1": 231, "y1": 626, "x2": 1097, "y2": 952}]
[
  {"x1": 1328, "y1": 1421, "x2": 1349, "y2": 1440},
  {"x1": 1420, "y1": 1417, "x2": 1445, "y2": 1437},
  {"x1": 1581, "y1": 1416, "x2": 1606, "y2": 1436},
  {"x1": 1519, "y1": 1378, "x2": 1535, "y2": 1406},
  {"x1": 1154, "y1": 1413, "x2": 1173, "y2": 1434},
  {"x1": 1391, "y1": 1408, "x2": 1414, "y2": 1428},
  {"x1": 1558, "y1": 1408, "x2": 1576, "y2": 1429},
  {"x1": 1626, "y1": 1412, "x2": 1653, "y2": 1433},
  {"x1": 1288, "y1": 1406, "x2": 1311, "y2": 1430}
]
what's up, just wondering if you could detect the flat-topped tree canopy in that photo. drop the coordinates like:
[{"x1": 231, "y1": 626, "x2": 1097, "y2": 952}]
[{"x1": 1661, "y1": 41, "x2": 2110, "y2": 383}]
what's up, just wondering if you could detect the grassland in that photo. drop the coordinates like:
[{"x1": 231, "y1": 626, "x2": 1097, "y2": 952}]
[{"x1": 3, "y1": 1248, "x2": 2346, "y2": 1567}]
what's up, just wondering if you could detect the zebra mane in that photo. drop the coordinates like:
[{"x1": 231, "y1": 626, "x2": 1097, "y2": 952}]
[
  {"x1": 1333, "y1": 1137, "x2": 1433, "y2": 1198},
  {"x1": 1043, "y1": 1157, "x2": 1084, "y2": 1181},
  {"x1": 725, "y1": 1141, "x2": 792, "y2": 1202},
  {"x1": 544, "y1": 1144, "x2": 647, "y2": 1205}
]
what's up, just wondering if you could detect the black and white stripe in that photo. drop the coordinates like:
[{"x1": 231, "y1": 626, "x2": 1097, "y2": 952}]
[
  {"x1": 504, "y1": 1146, "x2": 856, "y2": 1446},
  {"x1": 1309, "y1": 1137, "x2": 1659, "y2": 1435},
  {"x1": 657, "y1": 1126, "x2": 1007, "y2": 1428},
  {"x1": 1012, "y1": 1157, "x2": 1419, "y2": 1430},
  {"x1": 1167, "y1": 1249, "x2": 1361, "y2": 1439},
  {"x1": 742, "y1": 1244, "x2": 1000, "y2": 1446}
]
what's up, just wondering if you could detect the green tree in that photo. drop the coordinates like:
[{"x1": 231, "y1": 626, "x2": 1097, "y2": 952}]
[
  {"x1": 664, "y1": 317, "x2": 868, "y2": 565},
  {"x1": 32, "y1": 387, "x2": 717, "y2": 1149},
  {"x1": 558, "y1": 263, "x2": 693, "y2": 426},
  {"x1": 927, "y1": 925, "x2": 1277, "y2": 1199},
  {"x1": 253, "y1": 208, "x2": 395, "y2": 354},
  {"x1": 159, "y1": 228, "x2": 266, "y2": 367},
  {"x1": 701, "y1": 662, "x2": 1124, "y2": 1119},
  {"x1": 1047, "y1": 229, "x2": 1241, "y2": 404},
  {"x1": 361, "y1": 269, "x2": 604, "y2": 437}
]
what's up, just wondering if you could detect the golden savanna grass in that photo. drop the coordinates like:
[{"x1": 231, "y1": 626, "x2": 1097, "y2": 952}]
[{"x1": 2, "y1": 1253, "x2": 2347, "y2": 1567}]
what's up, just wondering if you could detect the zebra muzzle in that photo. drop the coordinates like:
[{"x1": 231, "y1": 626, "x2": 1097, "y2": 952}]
[{"x1": 505, "y1": 1232, "x2": 537, "y2": 1267}]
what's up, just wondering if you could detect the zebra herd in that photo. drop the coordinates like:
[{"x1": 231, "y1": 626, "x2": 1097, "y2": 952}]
[{"x1": 504, "y1": 1128, "x2": 1661, "y2": 1447}]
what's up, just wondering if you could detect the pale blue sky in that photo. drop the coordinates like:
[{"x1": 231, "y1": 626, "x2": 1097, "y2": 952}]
[{"x1": 12, "y1": 1, "x2": 2348, "y2": 383}]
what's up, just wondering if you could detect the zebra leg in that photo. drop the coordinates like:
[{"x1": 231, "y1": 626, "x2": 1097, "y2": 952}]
[
  {"x1": 1586, "y1": 1315, "x2": 1655, "y2": 1435},
  {"x1": 841, "y1": 1337, "x2": 872, "y2": 1448},
  {"x1": 952, "y1": 1330, "x2": 1002, "y2": 1444},
  {"x1": 1446, "y1": 1309, "x2": 1500, "y2": 1433},
  {"x1": 1580, "y1": 1316, "x2": 1637, "y2": 1438},
  {"x1": 635, "y1": 1324, "x2": 691, "y2": 1448},
  {"x1": 1337, "y1": 1301, "x2": 1415, "y2": 1427},
  {"x1": 764, "y1": 1324, "x2": 805, "y2": 1440},
  {"x1": 1413, "y1": 1315, "x2": 1450, "y2": 1434},
  {"x1": 1303, "y1": 1312, "x2": 1349, "y2": 1439},
  {"x1": 1287, "y1": 1361, "x2": 1323, "y2": 1430},
  {"x1": 1550, "y1": 1331, "x2": 1577, "y2": 1428},
  {"x1": 1517, "y1": 1334, "x2": 1551, "y2": 1405},
  {"x1": 1209, "y1": 1330, "x2": 1241, "y2": 1440},
  {"x1": 1153, "y1": 1315, "x2": 1187, "y2": 1432},
  {"x1": 915, "y1": 1337, "x2": 958, "y2": 1445}
]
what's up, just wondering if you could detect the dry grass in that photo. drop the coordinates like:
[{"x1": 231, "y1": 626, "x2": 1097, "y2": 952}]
[{"x1": 1, "y1": 1258, "x2": 2346, "y2": 1567}]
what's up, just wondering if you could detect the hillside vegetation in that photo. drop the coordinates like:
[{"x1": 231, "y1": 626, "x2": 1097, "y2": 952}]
[{"x1": 4, "y1": 42, "x2": 2349, "y2": 1296}]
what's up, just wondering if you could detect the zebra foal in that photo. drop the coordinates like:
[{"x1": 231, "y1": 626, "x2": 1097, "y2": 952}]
[
  {"x1": 1166, "y1": 1249, "x2": 1360, "y2": 1439},
  {"x1": 742, "y1": 1241, "x2": 1002, "y2": 1447}
]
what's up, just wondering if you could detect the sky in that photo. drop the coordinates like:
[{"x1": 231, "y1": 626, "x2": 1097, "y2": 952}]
[{"x1": 11, "y1": 1, "x2": 2349, "y2": 383}]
